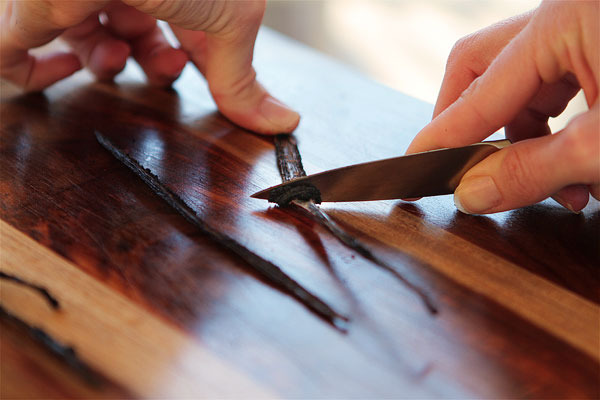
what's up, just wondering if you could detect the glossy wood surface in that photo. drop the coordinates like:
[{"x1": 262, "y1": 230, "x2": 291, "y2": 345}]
[{"x1": 1, "y1": 28, "x2": 599, "y2": 398}]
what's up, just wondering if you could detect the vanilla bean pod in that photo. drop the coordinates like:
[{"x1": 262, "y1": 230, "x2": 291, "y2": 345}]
[
  {"x1": 0, "y1": 275, "x2": 96, "y2": 383},
  {"x1": 95, "y1": 132, "x2": 348, "y2": 329},
  {"x1": 0, "y1": 271, "x2": 60, "y2": 309},
  {"x1": 0, "y1": 306, "x2": 98, "y2": 384},
  {"x1": 274, "y1": 134, "x2": 308, "y2": 181},
  {"x1": 273, "y1": 134, "x2": 437, "y2": 315}
]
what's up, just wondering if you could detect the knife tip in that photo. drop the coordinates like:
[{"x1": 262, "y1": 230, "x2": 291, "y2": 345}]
[{"x1": 250, "y1": 189, "x2": 269, "y2": 200}]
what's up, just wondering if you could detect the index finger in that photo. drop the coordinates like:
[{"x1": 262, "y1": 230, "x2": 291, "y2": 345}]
[{"x1": 406, "y1": 22, "x2": 543, "y2": 154}]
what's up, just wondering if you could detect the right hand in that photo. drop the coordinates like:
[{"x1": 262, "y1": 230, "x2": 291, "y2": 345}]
[{"x1": 406, "y1": 1, "x2": 599, "y2": 214}]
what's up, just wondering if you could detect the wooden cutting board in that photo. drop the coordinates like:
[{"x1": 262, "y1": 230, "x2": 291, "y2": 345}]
[{"x1": 1, "y1": 27, "x2": 598, "y2": 398}]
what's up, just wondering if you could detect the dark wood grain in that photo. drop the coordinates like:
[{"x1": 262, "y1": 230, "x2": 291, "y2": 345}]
[
  {"x1": 95, "y1": 130, "x2": 348, "y2": 328},
  {"x1": 1, "y1": 28, "x2": 598, "y2": 398},
  {"x1": 0, "y1": 310, "x2": 132, "y2": 399},
  {"x1": 272, "y1": 134, "x2": 438, "y2": 314}
]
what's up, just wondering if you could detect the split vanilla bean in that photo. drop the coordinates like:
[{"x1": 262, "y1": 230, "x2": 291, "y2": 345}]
[
  {"x1": 270, "y1": 135, "x2": 321, "y2": 206},
  {"x1": 95, "y1": 132, "x2": 348, "y2": 330},
  {"x1": 273, "y1": 134, "x2": 438, "y2": 315}
]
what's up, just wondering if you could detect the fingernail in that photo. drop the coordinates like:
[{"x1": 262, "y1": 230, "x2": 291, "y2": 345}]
[
  {"x1": 259, "y1": 97, "x2": 300, "y2": 132},
  {"x1": 551, "y1": 194, "x2": 580, "y2": 214},
  {"x1": 454, "y1": 176, "x2": 502, "y2": 214}
]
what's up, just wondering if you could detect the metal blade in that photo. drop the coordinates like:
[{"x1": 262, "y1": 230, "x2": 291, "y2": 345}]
[{"x1": 252, "y1": 140, "x2": 510, "y2": 202}]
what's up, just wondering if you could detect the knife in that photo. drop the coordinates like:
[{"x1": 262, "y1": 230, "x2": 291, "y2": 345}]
[{"x1": 251, "y1": 139, "x2": 510, "y2": 204}]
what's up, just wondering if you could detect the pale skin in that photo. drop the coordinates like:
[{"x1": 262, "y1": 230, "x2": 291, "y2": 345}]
[
  {"x1": 1, "y1": 1, "x2": 598, "y2": 215},
  {"x1": 406, "y1": 0, "x2": 599, "y2": 214},
  {"x1": 0, "y1": 0, "x2": 300, "y2": 134}
]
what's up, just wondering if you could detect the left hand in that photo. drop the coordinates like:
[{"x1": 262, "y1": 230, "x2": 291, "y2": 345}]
[{"x1": 0, "y1": 0, "x2": 300, "y2": 135}]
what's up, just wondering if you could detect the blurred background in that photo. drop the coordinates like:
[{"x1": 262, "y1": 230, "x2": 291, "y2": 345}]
[
  {"x1": 263, "y1": 0, "x2": 587, "y2": 131},
  {"x1": 1, "y1": 0, "x2": 587, "y2": 131}
]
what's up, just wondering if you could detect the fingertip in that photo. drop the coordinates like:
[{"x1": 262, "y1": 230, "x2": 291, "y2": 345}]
[
  {"x1": 161, "y1": 48, "x2": 188, "y2": 76},
  {"x1": 405, "y1": 130, "x2": 436, "y2": 156},
  {"x1": 88, "y1": 39, "x2": 130, "y2": 81},
  {"x1": 59, "y1": 53, "x2": 83, "y2": 74},
  {"x1": 215, "y1": 94, "x2": 301, "y2": 135},
  {"x1": 257, "y1": 96, "x2": 300, "y2": 134},
  {"x1": 144, "y1": 47, "x2": 188, "y2": 87},
  {"x1": 552, "y1": 184, "x2": 590, "y2": 213}
]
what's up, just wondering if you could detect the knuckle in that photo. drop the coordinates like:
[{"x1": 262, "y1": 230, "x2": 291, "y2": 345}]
[
  {"x1": 449, "y1": 36, "x2": 470, "y2": 58},
  {"x1": 214, "y1": 0, "x2": 264, "y2": 31},
  {"x1": 443, "y1": 34, "x2": 486, "y2": 89},
  {"x1": 125, "y1": 0, "x2": 208, "y2": 29},
  {"x1": 447, "y1": 38, "x2": 468, "y2": 69},
  {"x1": 459, "y1": 75, "x2": 481, "y2": 99},
  {"x1": 499, "y1": 146, "x2": 543, "y2": 199},
  {"x1": 42, "y1": 0, "x2": 96, "y2": 28},
  {"x1": 245, "y1": 0, "x2": 266, "y2": 22},
  {"x1": 123, "y1": 0, "x2": 265, "y2": 35},
  {"x1": 211, "y1": 67, "x2": 258, "y2": 101},
  {"x1": 205, "y1": 0, "x2": 264, "y2": 40},
  {"x1": 561, "y1": 115, "x2": 600, "y2": 181},
  {"x1": 457, "y1": 77, "x2": 498, "y2": 129},
  {"x1": 226, "y1": 0, "x2": 265, "y2": 30},
  {"x1": 447, "y1": 35, "x2": 477, "y2": 69}
]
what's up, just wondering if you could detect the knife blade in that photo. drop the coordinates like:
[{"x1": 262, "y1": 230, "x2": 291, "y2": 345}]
[{"x1": 251, "y1": 139, "x2": 510, "y2": 203}]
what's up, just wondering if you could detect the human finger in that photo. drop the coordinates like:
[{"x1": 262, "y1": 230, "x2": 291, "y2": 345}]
[
  {"x1": 504, "y1": 74, "x2": 585, "y2": 212},
  {"x1": 0, "y1": 47, "x2": 82, "y2": 91},
  {"x1": 0, "y1": 0, "x2": 93, "y2": 90},
  {"x1": 168, "y1": 26, "x2": 207, "y2": 76},
  {"x1": 453, "y1": 105, "x2": 599, "y2": 214},
  {"x1": 406, "y1": 59, "x2": 579, "y2": 208},
  {"x1": 551, "y1": 184, "x2": 590, "y2": 214},
  {"x1": 433, "y1": 11, "x2": 534, "y2": 119},
  {"x1": 207, "y1": 18, "x2": 300, "y2": 134},
  {"x1": 406, "y1": 24, "x2": 545, "y2": 156},
  {"x1": 61, "y1": 13, "x2": 130, "y2": 81},
  {"x1": 502, "y1": 76, "x2": 587, "y2": 214},
  {"x1": 103, "y1": 2, "x2": 188, "y2": 87},
  {"x1": 124, "y1": 0, "x2": 300, "y2": 134},
  {"x1": 505, "y1": 74, "x2": 580, "y2": 142}
]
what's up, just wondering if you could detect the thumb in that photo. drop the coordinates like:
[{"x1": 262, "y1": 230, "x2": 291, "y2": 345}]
[{"x1": 454, "y1": 105, "x2": 599, "y2": 214}]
